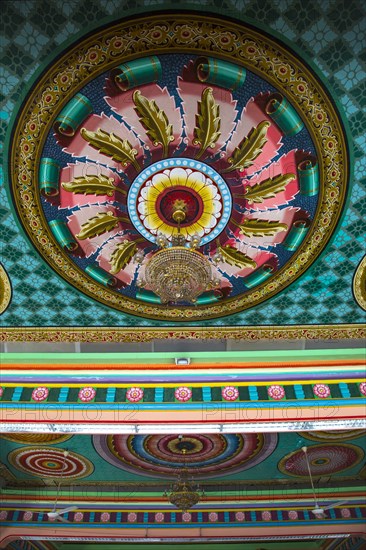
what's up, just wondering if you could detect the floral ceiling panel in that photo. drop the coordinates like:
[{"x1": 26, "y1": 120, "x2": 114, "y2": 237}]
[{"x1": 1, "y1": 0, "x2": 365, "y2": 332}]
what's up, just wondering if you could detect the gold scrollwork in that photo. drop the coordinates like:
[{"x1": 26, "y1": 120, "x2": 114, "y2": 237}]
[
  {"x1": 0, "y1": 264, "x2": 12, "y2": 315},
  {"x1": 353, "y1": 255, "x2": 366, "y2": 311}
]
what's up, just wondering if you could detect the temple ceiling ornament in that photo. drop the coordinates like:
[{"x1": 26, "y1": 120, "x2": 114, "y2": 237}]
[{"x1": 8, "y1": 13, "x2": 349, "y2": 321}]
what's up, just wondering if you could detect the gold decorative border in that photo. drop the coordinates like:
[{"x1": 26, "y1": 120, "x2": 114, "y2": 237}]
[
  {"x1": 1, "y1": 324, "x2": 364, "y2": 342},
  {"x1": 0, "y1": 264, "x2": 12, "y2": 314},
  {"x1": 353, "y1": 255, "x2": 366, "y2": 311},
  {"x1": 9, "y1": 14, "x2": 349, "y2": 321}
]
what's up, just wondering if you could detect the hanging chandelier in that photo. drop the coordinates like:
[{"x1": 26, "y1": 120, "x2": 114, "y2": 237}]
[
  {"x1": 163, "y1": 436, "x2": 205, "y2": 513},
  {"x1": 136, "y1": 207, "x2": 220, "y2": 304}
]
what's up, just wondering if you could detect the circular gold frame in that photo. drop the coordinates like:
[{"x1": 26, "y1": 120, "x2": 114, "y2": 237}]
[{"x1": 9, "y1": 13, "x2": 349, "y2": 321}]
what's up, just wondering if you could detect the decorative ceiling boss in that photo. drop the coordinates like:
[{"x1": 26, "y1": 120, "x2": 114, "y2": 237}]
[{"x1": 9, "y1": 14, "x2": 348, "y2": 320}]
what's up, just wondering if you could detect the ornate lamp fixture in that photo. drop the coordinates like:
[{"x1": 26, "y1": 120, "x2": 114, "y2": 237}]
[
  {"x1": 137, "y1": 207, "x2": 220, "y2": 304},
  {"x1": 163, "y1": 436, "x2": 205, "y2": 513}
]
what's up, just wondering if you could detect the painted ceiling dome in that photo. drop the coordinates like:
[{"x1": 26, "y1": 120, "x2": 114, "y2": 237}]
[{"x1": 9, "y1": 13, "x2": 348, "y2": 321}]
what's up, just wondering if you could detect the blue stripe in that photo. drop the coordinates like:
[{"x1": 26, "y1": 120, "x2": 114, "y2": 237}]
[
  {"x1": 250, "y1": 511, "x2": 256, "y2": 521},
  {"x1": 1, "y1": 398, "x2": 364, "y2": 410},
  {"x1": 339, "y1": 383, "x2": 351, "y2": 398},
  {"x1": 90, "y1": 512, "x2": 95, "y2": 522},
  {"x1": 224, "y1": 511, "x2": 230, "y2": 522},
  {"x1": 106, "y1": 388, "x2": 116, "y2": 403},
  {"x1": 143, "y1": 512, "x2": 148, "y2": 523},
  {"x1": 58, "y1": 387, "x2": 69, "y2": 402},
  {"x1": 12, "y1": 387, "x2": 23, "y2": 401},
  {"x1": 294, "y1": 384, "x2": 305, "y2": 399},
  {"x1": 154, "y1": 387, "x2": 164, "y2": 403},
  {"x1": 197, "y1": 512, "x2": 203, "y2": 522},
  {"x1": 202, "y1": 387, "x2": 212, "y2": 402},
  {"x1": 248, "y1": 386, "x2": 258, "y2": 400}
]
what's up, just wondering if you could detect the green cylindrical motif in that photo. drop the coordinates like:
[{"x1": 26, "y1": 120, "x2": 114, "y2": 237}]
[
  {"x1": 195, "y1": 57, "x2": 246, "y2": 91},
  {"x1": 266, "y1": 94, "x2": 304, "y2": 136},
  {"x1": 54, "y1": 93, "x2": 93, "y2": 136},
  {"x1": 136, "y1": 289, "x2": 162, "y2": 304},
  {"x1": 196, "y1": 292, "x2": 219, "y2": 305},
  {"x1": 39, "y1": 157, "x2": 61, "y2": 197},
  {"x1": 298, "y1": 159, "x2": 319, "y2": 196},
  {"x1": 113, "y1": 56, "x2": 162, "y2": 91},
  {"x1": 244, "y1": 265, "x2": 274, "y2": 289},
  {"x1": 283, "y1": 221, "x2": 310, "y2": 251},
  {"x1": 49, "y1": 220, "x2": 78, "y2": 252},
  {"x1": 85, "y1": 265, "x2": 117, "y2": 287}
]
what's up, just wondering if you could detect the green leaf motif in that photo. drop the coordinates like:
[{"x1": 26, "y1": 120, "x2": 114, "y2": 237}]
[
  {"x1": 80, "y1": 128, "x2": 140, "y2": 171},
  {"x1": 133, "y1": 90, "x2": 174, "y2": 158},
  {"x1": 223, "y1": 120, "x2": 270, "y2": 173},
  {"x1": 76, "y1": 211, "x2": 129, "y2": 240},
  {"x1": 193, "y1": 87, "x2": 221, "y2": 159},
  {"x1": 218, "y1": 244, "x2": 257, "y2": 269},
  {"x1": 237, "y1": 218, "x2": 288, "y2": 237},
  {"x1": 109, "y1": 241, "x2": 137, "y2": 274},
  {"x1": 244, "y1": 173, "x2": 296, "y2": 204},
  {"x1": 61, "y1": 174, "x2": 124, "y2": 197}
]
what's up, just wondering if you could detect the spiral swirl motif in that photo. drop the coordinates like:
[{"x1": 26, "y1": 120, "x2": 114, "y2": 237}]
[
  {"x1": 93, "y1": 433, "x2": 277, "y2": 479},
  {"x1": 8, "y1": 447, "x2": 93, "y2": 479},
  {"x1": 278, "y1": 444, "x2": 363, "y2": 477}
]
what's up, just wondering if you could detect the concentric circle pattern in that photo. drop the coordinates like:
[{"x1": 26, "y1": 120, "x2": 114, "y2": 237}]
[
  {"x1": 1, "y1": 433, "x2": 72, "y2": 445},
  {"x1": 93, "y1": 433, "x2": 278, "y2": 478},
  {"x1": 279, "y1": 444, "x2": 363, "y2": 477},
  {"x1": 8, "y1": 447, "x2": 94, "y2": 479},
  {"x1": 8, "y1": 13, "x2": 348, "y2": 320},
  {"x1": 298, "y1": 430, "x2": 366, "y2": 442}
]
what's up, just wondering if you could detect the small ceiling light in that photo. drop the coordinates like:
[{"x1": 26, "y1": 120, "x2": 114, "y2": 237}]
[{"x1": 175, "y1": 358, "x2": 191, "y2": 366}]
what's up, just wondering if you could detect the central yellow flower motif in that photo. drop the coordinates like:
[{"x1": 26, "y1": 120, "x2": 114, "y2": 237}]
[{"x1": 137, "y1": 167, "x2": 222, "y2": 239}]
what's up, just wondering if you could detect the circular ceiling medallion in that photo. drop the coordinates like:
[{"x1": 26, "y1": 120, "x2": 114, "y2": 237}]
[
  {"x1": 8, "y1": 447, "x2": 94, "y2": 479},
  {"x1": 278, "y1": 444, "x2": 363, "y2": 477},
  {"x1": 8, "y1": 13, "x2": 348, "y2": 320},
  {"x1": 129, "y1": 159, "x2": 230, "y2": 243},
  {"x1": 299, "y1": 430, "x2": 366, "y2": 442},
  {"x1": 1, "y1": 433, "x2": 72, "y2": 445},
  {"x1": 93, "y1": 433, "x2": 278, "y2": 479}
]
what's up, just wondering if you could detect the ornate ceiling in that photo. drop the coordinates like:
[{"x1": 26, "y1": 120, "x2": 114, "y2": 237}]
[
  {"x1": 0, "y1": 0, "x2": 365, "y2": 548},
  {"x1": 0, "y1": 0, "x2": 365, "y2": 337}
]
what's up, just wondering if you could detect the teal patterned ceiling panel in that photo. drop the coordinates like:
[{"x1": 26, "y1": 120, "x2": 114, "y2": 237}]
[{"x1": 1, "y1": 0, "x2": 365, "y2": 329}]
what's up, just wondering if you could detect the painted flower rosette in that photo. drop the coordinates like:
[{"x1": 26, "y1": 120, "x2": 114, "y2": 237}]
[
  {"x1": 182, "y1": 512, "x2": 191, "y2": 522},
  {"x1": 31, "y1": 387, "x2": 49, "y2": 402},
  {"x1": 359, "y1": 382, "x2": 366, "y2": 396},
  {"x1": 100, "y1": 512, "x2": 110, "y2": 522},
  {"x1": 174, "y1": 386, "x2": 192, "y2": 402},
  {"x1": 313, "y1": 384, "x2": 331, "y2": 398},
  {"x1": 127, "y1": 512, "x2": 137, "y2": 522},
  {"x1": 267, "y1": 384, "x2": 285, "y2": 400},
  {"x1": 78, "y1": 387, "x2": 96, "y2": 402},
  {"x1": 209, "y1": 512, "x2": 218, "y2": 522},
  {"x1": 261, "y1": 510, "x2": 272, "y2": 521},
  {"x1": 126, "y1": 387, "x2": 144, "y2": 402},
  {"x1": 222, "y1": 386, "x2": 239, "y2": 401},
  {"x1": 235, "y1": 511, "x2": 245, "y2": 522},
  {"x1": 155, "y1": 512, "x2": 164, "y2": 523}
]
